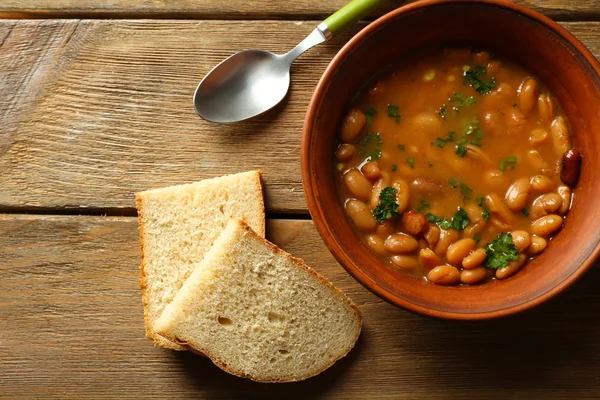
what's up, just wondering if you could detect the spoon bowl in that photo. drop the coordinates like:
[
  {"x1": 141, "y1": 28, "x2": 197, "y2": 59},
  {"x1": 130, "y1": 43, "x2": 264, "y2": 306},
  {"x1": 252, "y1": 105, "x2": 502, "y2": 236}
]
[{"x1": 194, "y1": 50, "x2": 291, "y2": 123}]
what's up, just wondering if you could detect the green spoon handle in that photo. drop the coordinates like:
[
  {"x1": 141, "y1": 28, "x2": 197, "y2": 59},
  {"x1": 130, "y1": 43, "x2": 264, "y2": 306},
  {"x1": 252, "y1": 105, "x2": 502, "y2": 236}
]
[{"x1": 322, "y1": 0, "x2": 388, "y2": 37}]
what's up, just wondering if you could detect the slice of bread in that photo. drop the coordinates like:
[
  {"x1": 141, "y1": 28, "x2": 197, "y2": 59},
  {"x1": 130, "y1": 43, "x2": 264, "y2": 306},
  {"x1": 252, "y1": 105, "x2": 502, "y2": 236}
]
[
  {"x1": 136, "y1": 171, "x2": 265, "y2": 350},
  {"x1": 154, "y1": 219, "x2": 362, "y2": 382}
]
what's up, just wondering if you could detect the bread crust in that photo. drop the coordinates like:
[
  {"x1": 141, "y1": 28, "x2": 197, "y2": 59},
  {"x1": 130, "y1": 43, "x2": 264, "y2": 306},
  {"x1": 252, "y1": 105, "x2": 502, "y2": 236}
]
[
  {"x1": 254, "y1": 170, "x2": 267, "y2": 237},
  {"x1": 156, "y1": 219, "x2": 362, "y2": 383}
]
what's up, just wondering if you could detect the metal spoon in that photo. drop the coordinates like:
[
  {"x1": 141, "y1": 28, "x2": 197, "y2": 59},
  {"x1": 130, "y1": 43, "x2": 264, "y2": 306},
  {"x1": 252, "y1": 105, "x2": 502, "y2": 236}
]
[{"x1": 194, "y1": 0, "x2": 387, "y2": 123}]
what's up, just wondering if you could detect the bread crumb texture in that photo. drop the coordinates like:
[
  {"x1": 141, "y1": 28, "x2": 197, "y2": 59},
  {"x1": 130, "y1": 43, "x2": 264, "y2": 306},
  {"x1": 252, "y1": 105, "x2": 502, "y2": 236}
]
[
  {"x1": 155, "y1": 220, "x2": 362, "y2": 382},
  {"x1": 137, "y1": 171, "x2": 265, "y2": 349}
]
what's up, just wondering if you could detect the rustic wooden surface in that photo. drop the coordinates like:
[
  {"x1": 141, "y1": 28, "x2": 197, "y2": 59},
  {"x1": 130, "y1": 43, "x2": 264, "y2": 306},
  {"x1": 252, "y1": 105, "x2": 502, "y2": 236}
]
[
  {"x1": 1, "y1": 0, "x2": 599, "y2": 19},
  {"x1": 1, "y1": 215, "x2": 599, "y2": 399},
  {"x1": 2, "y1": 1, "x2": 600, "y2": 398},
  {"x1": 1, "y1": 19, "x2": 600, "y2": 213}
]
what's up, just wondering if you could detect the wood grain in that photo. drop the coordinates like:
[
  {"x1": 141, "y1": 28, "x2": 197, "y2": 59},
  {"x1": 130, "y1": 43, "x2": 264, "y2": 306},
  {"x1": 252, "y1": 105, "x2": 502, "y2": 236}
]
[
  {"x1": 0, "y1": 0, "x2": 599, "y2": 20},
  {"x1": 0, "y1": 214, "x2": 599, "y2": 399},
  {"x1": 1, "y1": 21, "x2": 600, "y2": 214}
]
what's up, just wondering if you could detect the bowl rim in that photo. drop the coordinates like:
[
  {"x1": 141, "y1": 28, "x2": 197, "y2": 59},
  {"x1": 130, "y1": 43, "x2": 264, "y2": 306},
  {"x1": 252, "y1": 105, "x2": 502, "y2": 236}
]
[{"x1": 301, "y1": 0, "x2": 600, "y2": 320}]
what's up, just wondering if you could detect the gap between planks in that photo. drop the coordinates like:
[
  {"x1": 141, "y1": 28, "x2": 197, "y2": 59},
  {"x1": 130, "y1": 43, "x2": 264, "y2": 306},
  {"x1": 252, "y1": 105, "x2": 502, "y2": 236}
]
[
  {"x1": 0, "y1": 208, "x2": 313, "y2": 219},
  {"x1": 1, "y1": 0, "x2": 600, "y2": 21}
]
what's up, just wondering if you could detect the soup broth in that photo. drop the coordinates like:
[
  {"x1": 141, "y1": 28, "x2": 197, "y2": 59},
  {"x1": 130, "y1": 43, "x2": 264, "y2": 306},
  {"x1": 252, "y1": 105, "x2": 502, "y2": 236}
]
[{"x1": 334, "y1": 48, "x2": 580, "y2": 285}]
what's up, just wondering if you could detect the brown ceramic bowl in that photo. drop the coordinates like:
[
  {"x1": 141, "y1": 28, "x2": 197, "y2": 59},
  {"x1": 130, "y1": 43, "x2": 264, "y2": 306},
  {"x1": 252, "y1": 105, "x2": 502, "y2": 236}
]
[{"x1": 301, "y1": 0, "x2": 600, "y2": 320}]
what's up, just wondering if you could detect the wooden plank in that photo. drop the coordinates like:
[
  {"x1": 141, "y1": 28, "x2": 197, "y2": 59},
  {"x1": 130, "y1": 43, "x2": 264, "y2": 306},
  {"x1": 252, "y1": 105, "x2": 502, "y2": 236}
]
[
  {"x1": 1, "y1": 214, "x2": 599, "y2": 399},
  {"x1": 0, "y1": 0, "x2": 599, "y2": 20},
  {"x1": 1, "y1": 21, "x2": 599, "y2": 214}
]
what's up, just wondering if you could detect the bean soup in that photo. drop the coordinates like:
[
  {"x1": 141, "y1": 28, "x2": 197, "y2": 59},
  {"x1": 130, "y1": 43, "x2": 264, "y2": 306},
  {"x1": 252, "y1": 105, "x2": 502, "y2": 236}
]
[{"x1": 334, "y1": 48, "x2": 582, "y2": 286}]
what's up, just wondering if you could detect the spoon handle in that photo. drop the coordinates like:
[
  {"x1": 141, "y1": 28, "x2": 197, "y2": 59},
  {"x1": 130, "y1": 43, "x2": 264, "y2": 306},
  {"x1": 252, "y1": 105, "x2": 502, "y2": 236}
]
[{"x1": 322, "y1": 0, "x2": 388, "y2": 37}]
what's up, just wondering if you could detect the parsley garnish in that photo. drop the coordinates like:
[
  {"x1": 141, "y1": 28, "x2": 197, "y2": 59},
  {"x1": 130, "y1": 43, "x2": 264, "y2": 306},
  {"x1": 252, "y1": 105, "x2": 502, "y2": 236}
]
[
  {"x1": 406, "y1": 157, "x2": 415, "y2": 168},
  {"x1": 397, "y1": 144, "x2": 405, "y2": 151},
  {"x1": 387, "y1": 104, "x2": 401, "y2": 123},
  {"x1": 391, "y1": 164, "x2": 398, "y2": 171},
  {"x1": 368, "y1": 149, "x2": 382, "y2": 161},
  {"x1": 464, "y1": 65, "x2": 497, "y2": 95},
  {"x1": 448, "y1": 177, "x2": 460, "y2": 188},
  {"x1": 456, "y1": 144, "x2": 468, "y2": 157},
  {"x1": 426, "y1": 213, "x2": 441, "y2": 223},
  {"x1": 473, "y1": 233, "x2": 482, "y2": 244},
  {"x1": 417, "y1": 200, "x2": 430, "y2": 213},
  {"x1": 477, "y1": 197, "x2": 491, "y2": 221},
  {"x1": 435, "y1": 138, "x2": 447, "y2": 148},
  {"x1": 425, "y1": 208, "x2": 470, "y2": 231},
  {"x1": 459, "y1": 183, "x2": 472, "y2": 198},
  {"x1": 447, "y1": 131, "x2": 456, "y2": 142},
  {"x1": 438, "y1": 104, "x2": 447, "y2": 120},
  {"x1": 452, "y1": 208, "x2": 471, "y2": 230},
  {"x1": 359, "y1": 133, "x2": 382, "y2": 160},
  {"x1": 451, "y1": 92, "x2": 477, "y2": 110},
  {"x1": 500, "y1": 155, "x2": 517, "y2": 171},
  {"x1": 364, "y1": 108, "x2": 377, "y2": 125},
  {"x1": 484, "y1": 233, "x2": 520, "y2": 269},
  {"x1": 372, "y1": 187, "x2": 399, "y2": 223},
  {"x1": 521, "y1": 208, "x2": 530, "y2": 217},
  {"x1": 464, "y1": 118, "x2": 483, "y2": 140}
]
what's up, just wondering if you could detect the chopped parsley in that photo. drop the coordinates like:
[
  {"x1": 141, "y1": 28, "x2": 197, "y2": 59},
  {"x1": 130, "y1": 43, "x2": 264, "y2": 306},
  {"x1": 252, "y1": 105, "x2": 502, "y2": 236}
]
[
  {"x1": 425, "y1": 208, "x2": 470, "y2": 231},
  {"x1": 500, "y1": 155, "x2": 517, "y2": 171},
  {"x1": 470, "y1": 141, "x2": 482, "y2": 147},
  {"x1": 456, "y1": 144, "x2": 468, "y2": 157},
  {"x1": 447, "y1": 131, "x2": 457, "y2": 142},
  {"x1": 448, "y1": 177, "x2": 460, "y2": 188},
  {"x1": 364, "y1": 108, "x2": 377, "y2": 125},
  {"x1": 451, "y1": 92, "x2": 477, "y2": 110},
  {"x1": 473, "y1": 233, "x2": 482, "y2": 244},
  {"x1": 426, "y1": 213, "x2": 441, "y2": 223},
  {"x1": 363, "y1": 132, "x2": 383, "y2": 145},
  {"x1": 391, "y1": 164, "x2": 398, "y2": 171},
  {"x1": 464, "y1": 118, "x2": 483, "y2": 140},
  {"x1": 417, "y1": 200, "x2": 430, "y2": 213},
  {"x1": 387, "y1": 104, "x2": 401, "y2": 123},
  {"x1": 358, "y1": 132, "x2": 382, "y2": 160},
  {"x1": 372, "y1": 187, "x2": 400, "y2": 223},
  {"x1": 397, "y1": 144, "x2": 405, "y2": 151},
  {"x1": 477, "y1": 197, "x2": 491, "y2": 221},
  {"x1": 368, "y1": 149, "x2": 382, "y2": 161},
  {"x1": 484, "y1": 233, "x2": 520, "y2": 269},
  {"x1": 464, "y1": 65, "x2": 497, "y2": 95},
  {"x1": 406, "y1": 157, "x2": 415, "y2": 169},
  {"x1": 521, "y1": 208, "x2": 530, "y2": 217},
  {"x1": 438, "y1": 104, "x2": 447, "y2": 120},
  {"x1": 459, "y1": 183, "x2": 472, "y2": 198},
  {"x1": 450, "y1": 208, "x2": 470, "y2": 230},
  {"x1": 435, "y1": 138, "x2": 447, "y2": 148}
]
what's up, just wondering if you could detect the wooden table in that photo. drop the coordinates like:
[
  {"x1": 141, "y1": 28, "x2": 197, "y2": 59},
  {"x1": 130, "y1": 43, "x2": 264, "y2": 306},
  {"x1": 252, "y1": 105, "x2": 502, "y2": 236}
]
[{"x1": 1, "y1": 1, "x2": 600, "y2": 399}]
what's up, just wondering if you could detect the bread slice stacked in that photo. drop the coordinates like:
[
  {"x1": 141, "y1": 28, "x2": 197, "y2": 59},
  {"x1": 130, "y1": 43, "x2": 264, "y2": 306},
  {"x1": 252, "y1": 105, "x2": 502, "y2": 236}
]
[
  {"x1": 137, "y1": 171, "x2": 265, "y2": 349},
  {"x1": 136, "y1": 171, "x2": 362, "y2": 382}
]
